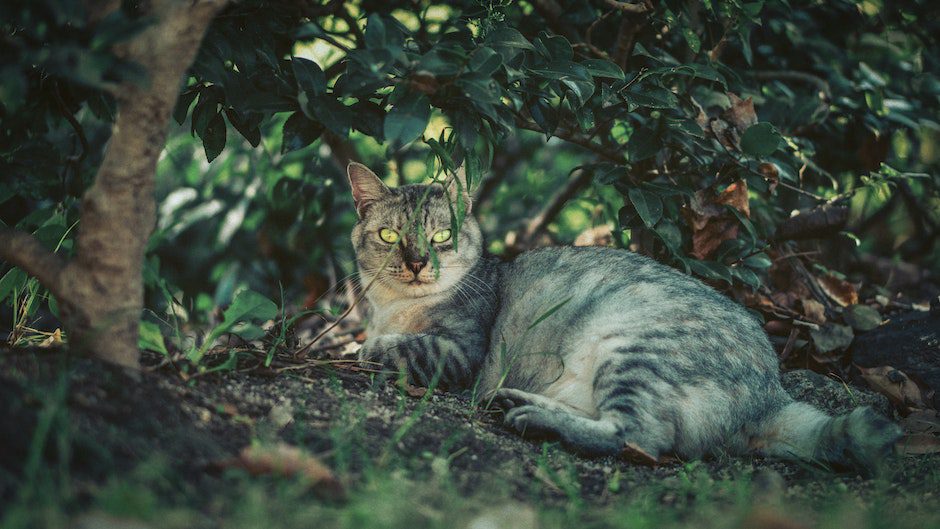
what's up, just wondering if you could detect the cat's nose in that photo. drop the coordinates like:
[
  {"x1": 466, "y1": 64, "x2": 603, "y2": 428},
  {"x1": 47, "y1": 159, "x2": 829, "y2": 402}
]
[{"x1": 406, "y1": 260, "x2": 426, "y2": 274}]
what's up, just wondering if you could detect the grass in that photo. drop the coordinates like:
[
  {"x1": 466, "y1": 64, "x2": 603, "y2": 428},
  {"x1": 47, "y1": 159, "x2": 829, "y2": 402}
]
[{"x1": 2, "y1": 352, "x2": 940, "y2": 529}]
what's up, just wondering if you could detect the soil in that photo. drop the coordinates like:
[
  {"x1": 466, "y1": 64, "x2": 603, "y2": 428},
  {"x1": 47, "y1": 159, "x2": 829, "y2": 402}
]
[{"x1": 1, "y1": 347, "x2": 938, "y2": 520}]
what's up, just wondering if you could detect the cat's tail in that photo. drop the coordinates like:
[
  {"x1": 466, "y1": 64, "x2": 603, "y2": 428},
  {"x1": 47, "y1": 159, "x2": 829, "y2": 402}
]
[{"x1": 753, "y1": 400, "x2": 902, "y2": 474}]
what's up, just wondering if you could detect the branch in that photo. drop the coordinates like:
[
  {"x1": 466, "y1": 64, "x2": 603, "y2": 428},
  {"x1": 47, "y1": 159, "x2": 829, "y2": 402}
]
[
  {"x1": 750, "y1": 70, "x2": 831, "y2": 100},
  {"x1": 0, "y1": 226, "x2": 67, "y2": 300},
  {"x1": 773, "y1": 204, "x2": 849, "y2": 241},
  {"x1": 513, "y1": 114, "x2": 625, "y2": 163},
  {"x1": 602, "y1": 0, "x2": 650, "y2": 13},
  {"x1": 515, "y1": 167, "x2": 594, "y2": 248}
]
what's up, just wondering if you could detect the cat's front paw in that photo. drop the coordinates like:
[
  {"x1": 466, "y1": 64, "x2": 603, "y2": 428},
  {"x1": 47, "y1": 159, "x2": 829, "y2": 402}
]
[{"x1": 357, "y1": 334, "x2": 407, "y2": 371}]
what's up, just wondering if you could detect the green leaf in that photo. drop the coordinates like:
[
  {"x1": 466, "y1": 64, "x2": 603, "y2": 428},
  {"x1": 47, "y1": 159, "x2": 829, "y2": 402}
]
[
  {"x1": 731, "y1": 267, "x2": 762, "y2": 289},
  {"x1": 291, "y1": 57, "x2": 326, "y2": 97},
  {"x1": 682, "y1": 28, "x2": 701, "y2": 54},
  {"x1": 307, "y1": 95, "x2": 351, "y2": 137},
  {"x1": 383, "y1": 89, "x2": 431, "y2": 145},
  {"x1": 282, "y1": 112, "x2": 324, "y2": 154},
  {"x1": 740, "y1": 122, "x2": 782, "y2": 157},
  {"x1": 223, "y1": 289, "x2": 277, "y2": 328},
  {"x1": 743, "y1": 253, "x2": 772, "y2": 269},
  {"x1": 364, "y1": 14, "x2": 387, "y2": 49},
  {"x1": 0, "y1": 267, "x2": 27, "y2": 304},
  {"x1": 485, "y1": 27, "x2": 534, "y2": 60},
  {"x1": 469, "y1": 47, "x2": 502, "y2": 76},
  {"x1": 628, "y1": 188, "x2": 663, "y2": 227},
  {"x1": 844, "y1": 304, "x2": 882, "y2": 331},
  {"x1": 581, "y1": 59, "x2": 625, "y2": 80},
  {"x1": 139, "y1": 320, "x2": 168, "y2": 356},
  {"x1": 202, "y1": 113, "x2": 226, "y2": 162},
  {"x1": 688, "y1": 260, "x2": 733, "y2": 283},
  {"x1": 173, "y1": 89, "x2": 198, "y2": 125},
  {"x1": 810, "y1": 324, "x2": 854, "y2": 353}
]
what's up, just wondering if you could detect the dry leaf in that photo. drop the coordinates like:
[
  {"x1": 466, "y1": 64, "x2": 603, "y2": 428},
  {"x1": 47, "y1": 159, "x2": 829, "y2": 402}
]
[
  {"x1": 622, "y1": 442, "x2": 659, "y2": 466},
  {"x1": 800, "y1": 299, "x2": 826, "y2": 324},
  {"x1": 38, "y1": 328, "x2": 63, "y2": 348},
  {"x1": 817, "y1": 274, "x2": 858, "y2": 307},
  {"x1": 897, "y1": 433, "x2": 940, "y2": 455},
  {"x1": 224, "y1": 443, "x2": 345, "y2": 500},
  {"x1": 900, "y1": 409, "x2": 940, "y2": 435},
  {"x1": 723, "y1": 93, "x2": 758, "y2": 131},
  {"x1": 857, "y1": 366, "x2": 929, "y2": 410},
  {"x1": 686, "y1": 180, "x2": 750, "y2": 259},
  {"x1": 405, "y1": 383, "x2": 428, "y2": 398},
  {"x1": 758, "y1": 162, "x2": 779, "y2": 193}
]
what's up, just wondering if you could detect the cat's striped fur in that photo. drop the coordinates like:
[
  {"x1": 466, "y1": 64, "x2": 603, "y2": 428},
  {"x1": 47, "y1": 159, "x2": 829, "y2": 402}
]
[{"x1": 347, "y1": 162, "x2": 901, "y2": 472}]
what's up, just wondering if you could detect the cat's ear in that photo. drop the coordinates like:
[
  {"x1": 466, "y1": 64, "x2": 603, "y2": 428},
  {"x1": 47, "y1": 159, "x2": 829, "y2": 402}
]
[
  {"x1": 347, "y1": 162, "x2": 390, "y2": 218},
  {"x1": 445, "y1": 165, "x2": 472, "y2": 214}
]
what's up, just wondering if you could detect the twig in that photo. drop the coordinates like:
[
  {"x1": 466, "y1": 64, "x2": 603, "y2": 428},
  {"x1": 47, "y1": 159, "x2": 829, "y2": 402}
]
[
  {"x1": 749, "y1": 70, "x2": 831, "y2": 101},
  {"x1": 52, "y1": 83, "x2": 90, "y2": 163},
  {"x1": 515, "y1": 167, "x2": 594, "y2": 248},
  {"x1": 513, "y1": 114, "x2": 625, "y2": 163}
]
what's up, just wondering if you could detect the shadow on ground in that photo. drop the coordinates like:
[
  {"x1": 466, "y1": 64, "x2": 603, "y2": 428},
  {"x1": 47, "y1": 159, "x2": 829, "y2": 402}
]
[{"x1": 1, "y1": 348, "x2": 938, "y2": 529}]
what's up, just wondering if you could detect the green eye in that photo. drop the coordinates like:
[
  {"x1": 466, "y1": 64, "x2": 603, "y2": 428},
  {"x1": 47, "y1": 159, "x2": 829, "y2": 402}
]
[
  {"x1": 432, "y1": 229, "x2": 452, "y2": 243},
  {"x1": 379, "y1": 228, "x2": 400, "y2": 244}
]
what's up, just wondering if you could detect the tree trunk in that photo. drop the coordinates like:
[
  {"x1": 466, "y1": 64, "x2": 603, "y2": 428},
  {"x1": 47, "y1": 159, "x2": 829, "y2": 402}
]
[{"x1": 0, "y1": 0, "x2": 227, "y2": 368}]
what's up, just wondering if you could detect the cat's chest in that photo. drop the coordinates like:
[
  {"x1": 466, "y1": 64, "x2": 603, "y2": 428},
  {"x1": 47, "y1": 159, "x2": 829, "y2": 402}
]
[{"x1": 368, "y1": 300, "x2": 439, "y2": 335}]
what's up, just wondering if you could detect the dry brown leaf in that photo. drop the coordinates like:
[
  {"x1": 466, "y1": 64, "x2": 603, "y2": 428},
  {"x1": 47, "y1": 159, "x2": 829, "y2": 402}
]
[
  {"x1": 38, "y1": 328, "x2": 63, "y2": 348},
  {"x1": 817, "y1": 274, "x2": 858, "y2": 307},
  {"x1": 800, "y1": 299, "x2": 826, "y2": 324},
  {"x1": 686, "y1": 180, "x2": 750, "y2": 259},
  {"x1": 897, "y1": 433, "x2": 940, "y2": 455},
  {"x1": 759, "y1": 162, "x2": 780, "y2": 193},
  {"x1": 622, "y1": 442, "x2": 659, "y2": 466},
  {"x1": 857, "y1": 366, "x2": 929, "y2": 410},
  {"x1": 405, "y1": 383, "x2": 428, "y2": 398},
  {"x1": 723, "y1": 93, "x2": 759, "y2": 131},
  {"x1": 225, "y1": 443, "x2": 345, "y2": 500},
  {"x1": 900, "y1": 409, "x2": 940, "y2": 435}
]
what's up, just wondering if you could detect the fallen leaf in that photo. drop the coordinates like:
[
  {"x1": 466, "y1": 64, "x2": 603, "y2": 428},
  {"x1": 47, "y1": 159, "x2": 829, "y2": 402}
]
[
  {"x1": 405, "y1": 383, "x2": 428, "y2": 398},
  {"x1": 897, "y1": 433, "x2": 940, "y2": 455},
  {"x1": 223, "y1": 443, "x2": 345, "y2": 500},
  {"x1": 38, "y1": 328, "x2": 63, "y2": 348},
  {"x1": 843, "y1": 304, "x2": 882, "y2": 331},
  {"x1": 857, "y1": 366, "x2": 929, "y2": 410},
  {"x1": 622, "y1": 442, "x2": 659, "y2": 466},
  {"x1": 809, "y1": 323, "x2": 853, "y2": 353},
  {"x1": 899, "y1": 409, "x2": 940, "y2": 435},
  {"x1": 817, "y1": 274, "x2": 858, "y2": 307},
  {"x1": 800, "y1": 299, "x2": 826, "y2": 324}
]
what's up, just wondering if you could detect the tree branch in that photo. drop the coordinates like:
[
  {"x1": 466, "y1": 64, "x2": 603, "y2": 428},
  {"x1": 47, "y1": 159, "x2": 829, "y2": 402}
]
[
  {"x1": 514, "y1": 167, "x2": 594, "y2": 249},
  {"x1": 0, "y1": 226, "x2": 67, "y2": 301},
  {"x1": 602, "y1": 0, "x2": 650, "y2": 13},
  {"x1": 513, "y1": 114, "x2": 626, "y2": 163}
]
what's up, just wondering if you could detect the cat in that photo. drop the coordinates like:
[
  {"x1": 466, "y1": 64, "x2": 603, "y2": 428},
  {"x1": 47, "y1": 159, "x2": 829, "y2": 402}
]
[{"x1": 346, "y1": 161, "x2": 901, "y2": 472}]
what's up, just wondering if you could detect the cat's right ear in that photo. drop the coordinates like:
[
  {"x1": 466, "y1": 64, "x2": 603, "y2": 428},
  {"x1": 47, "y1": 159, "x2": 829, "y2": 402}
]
[{"x1": 347, "y1": 162, "x2": 390, "y2": 218}]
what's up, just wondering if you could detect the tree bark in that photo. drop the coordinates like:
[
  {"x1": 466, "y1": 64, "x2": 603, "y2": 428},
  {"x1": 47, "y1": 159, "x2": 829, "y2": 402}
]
[{"x1": 0, "y1": 0, "x2": 227, "y2": 368}]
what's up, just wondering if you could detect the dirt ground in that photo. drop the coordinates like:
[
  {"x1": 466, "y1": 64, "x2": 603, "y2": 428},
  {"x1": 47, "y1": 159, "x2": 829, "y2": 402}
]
[{"x1": 1, "y1": 347, "x2": 939, "y2": 528}]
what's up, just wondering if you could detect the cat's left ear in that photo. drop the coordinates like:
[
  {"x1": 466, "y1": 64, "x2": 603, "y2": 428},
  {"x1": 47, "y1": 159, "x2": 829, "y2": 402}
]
[
  {"x1": 347, "y1": 162, "x2": 390, "y2": 218},
  {"x1": 445, "y1": 165, "x2": 472, "y2": 214}
]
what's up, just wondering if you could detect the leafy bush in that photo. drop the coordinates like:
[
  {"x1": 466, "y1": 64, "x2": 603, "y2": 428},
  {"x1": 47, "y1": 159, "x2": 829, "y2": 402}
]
[{"x1": 1, "y1": 0, "x2": 938, "y2": 352}]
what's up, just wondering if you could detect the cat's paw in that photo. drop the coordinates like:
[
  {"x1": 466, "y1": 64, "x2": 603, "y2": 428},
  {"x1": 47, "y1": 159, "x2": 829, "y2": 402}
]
[
  {"x1": 844, "y1": 406, "x2": 903, "y2": 475},
  {"x1": 357, "y1": 334, "x2": 406, "y2": 370},
  {"x1": 504, "y1": 404, "x2": 559, "y2": 439}
]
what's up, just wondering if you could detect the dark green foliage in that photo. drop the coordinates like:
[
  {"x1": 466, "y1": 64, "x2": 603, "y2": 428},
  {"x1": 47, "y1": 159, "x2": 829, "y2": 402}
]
[{"x1": 1, "y1": 0, "x2": 939, "y2": 342}]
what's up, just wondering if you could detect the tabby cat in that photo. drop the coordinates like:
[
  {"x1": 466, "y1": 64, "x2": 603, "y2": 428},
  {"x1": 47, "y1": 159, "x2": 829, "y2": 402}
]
[{"x1": 347, "y1": 162, "x2": 901, "y2": 471}]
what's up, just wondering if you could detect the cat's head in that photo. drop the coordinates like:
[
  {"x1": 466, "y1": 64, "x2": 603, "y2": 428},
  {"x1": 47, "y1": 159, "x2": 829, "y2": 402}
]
[{"x1": 347, "y1": 162, "x2": 483, "y2": 300}]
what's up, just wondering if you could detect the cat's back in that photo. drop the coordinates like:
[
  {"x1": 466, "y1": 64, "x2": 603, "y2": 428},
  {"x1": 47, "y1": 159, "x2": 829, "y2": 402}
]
[{"x1": 482, "y1": 245, "x2": 776, "y2": 397}]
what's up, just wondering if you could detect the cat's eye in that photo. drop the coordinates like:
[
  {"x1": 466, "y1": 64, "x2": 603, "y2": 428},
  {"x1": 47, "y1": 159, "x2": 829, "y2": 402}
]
[
  {"x1": 432, "y1": 229, "x2": 452, "y2": 243},
  {"x1": 378, "y1": 228, "x2": 400, "y2": 244}
]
